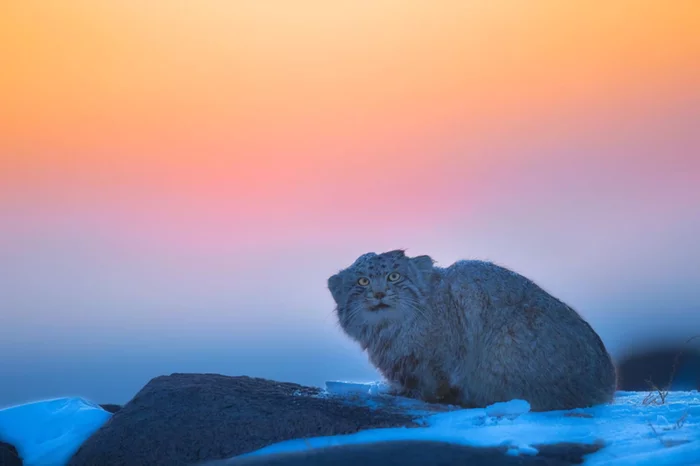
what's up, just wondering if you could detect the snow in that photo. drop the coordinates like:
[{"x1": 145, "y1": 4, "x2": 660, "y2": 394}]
[
  {"x1": 484, "y1": 399, "x2": 531, "y2": 418},
  {"x1": 324, "y1": 381, "x2": 390, "y2": 396},
  {"x1": 1, "y1": 384, "x2": 699, "y2": 465},
  {"x1": 0, "y1": 397, "x2": 110, "y2": 466},
  {"x1": 241, "y1": 382, "x2": 700, "y2": 466}
]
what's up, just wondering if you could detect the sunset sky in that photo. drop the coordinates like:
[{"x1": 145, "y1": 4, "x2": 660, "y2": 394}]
[{"x1": 1, "y1": 1, "x2": 699, "y2": 406}]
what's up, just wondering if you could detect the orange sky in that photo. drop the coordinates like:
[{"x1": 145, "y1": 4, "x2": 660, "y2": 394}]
[
  {"x1": 0, "y1": 0, "x2": 698, "y2": 249},
  {"x1": 2, "y1": 1, "x2": 698, "y2": 168}
]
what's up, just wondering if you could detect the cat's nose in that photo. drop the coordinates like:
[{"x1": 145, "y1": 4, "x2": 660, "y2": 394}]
[{"x1": 373, "y1": 291, "x2": 386, "y2": 299}]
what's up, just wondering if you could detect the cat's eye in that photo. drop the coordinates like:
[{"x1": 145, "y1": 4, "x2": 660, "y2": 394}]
[
  {"x1": 387, "y1": 272, "x2": 401, "y2": 282},
  {"x1": 357, "y1": 277, "x2": 370, "y2": 286}
]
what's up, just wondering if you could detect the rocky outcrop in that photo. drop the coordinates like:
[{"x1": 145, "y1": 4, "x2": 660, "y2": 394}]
[
  {"x1": 98, "y1": 404, "x2": 122, "y2": 414},
  {"x1": 69, "y1": 373, "x2": 602, "y2": 466},
  {"x1": 69, "y1": 374, "x2": 419, "y2": 466},
  {"x1": 0, "y1": 441, "x2": 22, "y2": 466}
]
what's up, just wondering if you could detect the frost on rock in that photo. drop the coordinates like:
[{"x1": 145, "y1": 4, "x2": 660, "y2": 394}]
[
  {"x1": 324, "y1": 381, "x2": 390, "y2": 397},
  {"x1": 505, "y1": 443, "x2": 539, "y2": 456},
  {"x1": 323, "y1": 380, "x2": 457, "y2": 416}
]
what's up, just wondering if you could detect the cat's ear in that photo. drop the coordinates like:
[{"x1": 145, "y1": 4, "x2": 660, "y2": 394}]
[
  {"x1": 328, "y1": 273, "x2": 345, "y2": 304},
  {"x1": 411, "y1": 255, "x2": 435, "y2": 272}
]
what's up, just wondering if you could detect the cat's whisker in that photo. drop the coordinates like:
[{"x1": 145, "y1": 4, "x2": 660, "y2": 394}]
[
  {"x1": 342, "y1": 304, "x2": 365, "y2": 328},
  {"x1": 403, "y1": 298, "x2": 429, "y2": 322}
]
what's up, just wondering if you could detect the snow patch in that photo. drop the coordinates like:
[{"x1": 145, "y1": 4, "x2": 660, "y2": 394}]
[
  {"x1": 0, "y1": 397, "x2": 110, "y2": 466},
  {"x1": 505, "y1": 443, "x2": 539, "y2": 456},
  {"x1": 324, "y1": 380, "x2": 390, "y2": 396},
  {"x1": 1, "y1": 385, "x2": 699, "y2": 465},
  {"x1": 244, "y1": 385, "x2": 700, "y2": 465},
  {"x1": 485, "y1": 399, "x2": 531, "y2": 418}
]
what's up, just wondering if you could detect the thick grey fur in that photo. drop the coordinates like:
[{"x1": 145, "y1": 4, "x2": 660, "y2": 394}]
[{"x1": 328, "y1": 250, "x2": 617, "y2": 411}]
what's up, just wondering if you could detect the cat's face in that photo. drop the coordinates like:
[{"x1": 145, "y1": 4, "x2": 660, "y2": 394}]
[{"x1": 328, "y1": 250, "x2": 434, "y2": 334}]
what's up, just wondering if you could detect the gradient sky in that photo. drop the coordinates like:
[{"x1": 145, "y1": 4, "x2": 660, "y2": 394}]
[{"x1": 1, "y1": 1, "x2": 699, "y2": 407}]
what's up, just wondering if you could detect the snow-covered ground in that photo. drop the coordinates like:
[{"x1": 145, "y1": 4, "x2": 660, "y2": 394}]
[
  {"x1": 1, "y1": 382, "x2": 699, "y2": 465},
  {"x1": 249, "y1": 382, "x2": 700, "y2": 466},
  {"x1": 0, "y1": 397, "x2": 110, "y2": 465}
]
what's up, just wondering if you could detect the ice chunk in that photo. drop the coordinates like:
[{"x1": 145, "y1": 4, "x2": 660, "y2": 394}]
[
  {"x1": 325, "y1": 381, "x2": 390, "y2": 396},
  {"x1": 0, "y1": 397, "x2": 111, "y2": 465},
  {"x1": 368, "y1": 381, "x2": 391, "y2": 396},
  {"x1": 485, "y1": 399, "x2": 531, "y2": 418},
  {"x1": 521, "y1": 445, "x2": 539, "y2": 455},
  {"x1": 325, "y1": 381, "x2": 373, "y2": 395}
]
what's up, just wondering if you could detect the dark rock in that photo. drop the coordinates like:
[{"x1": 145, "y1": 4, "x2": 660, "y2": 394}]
[
  {"x1": 0, "y1": 441, "x2": 22, "y2": 466},
  {"x1": 201, "y1": 440, "x2": 603, "y2": 466},
  {"x1": 69, "y1": 373, "x2": 420, "y2": 466},
  {"x1": 99, "y1": 404, "x2": 122, "y2": 414},
  {"x1": 534, "y1": 442, "x2": 604, "y2": 463},
  {"x1": 617, "y1": 346, "x2": 700, "y2": 391}
]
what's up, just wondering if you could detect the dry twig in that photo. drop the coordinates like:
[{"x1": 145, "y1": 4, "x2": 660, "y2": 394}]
[{"x1": 642, "y1": 335, "x2": 700, "y2": 406}]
